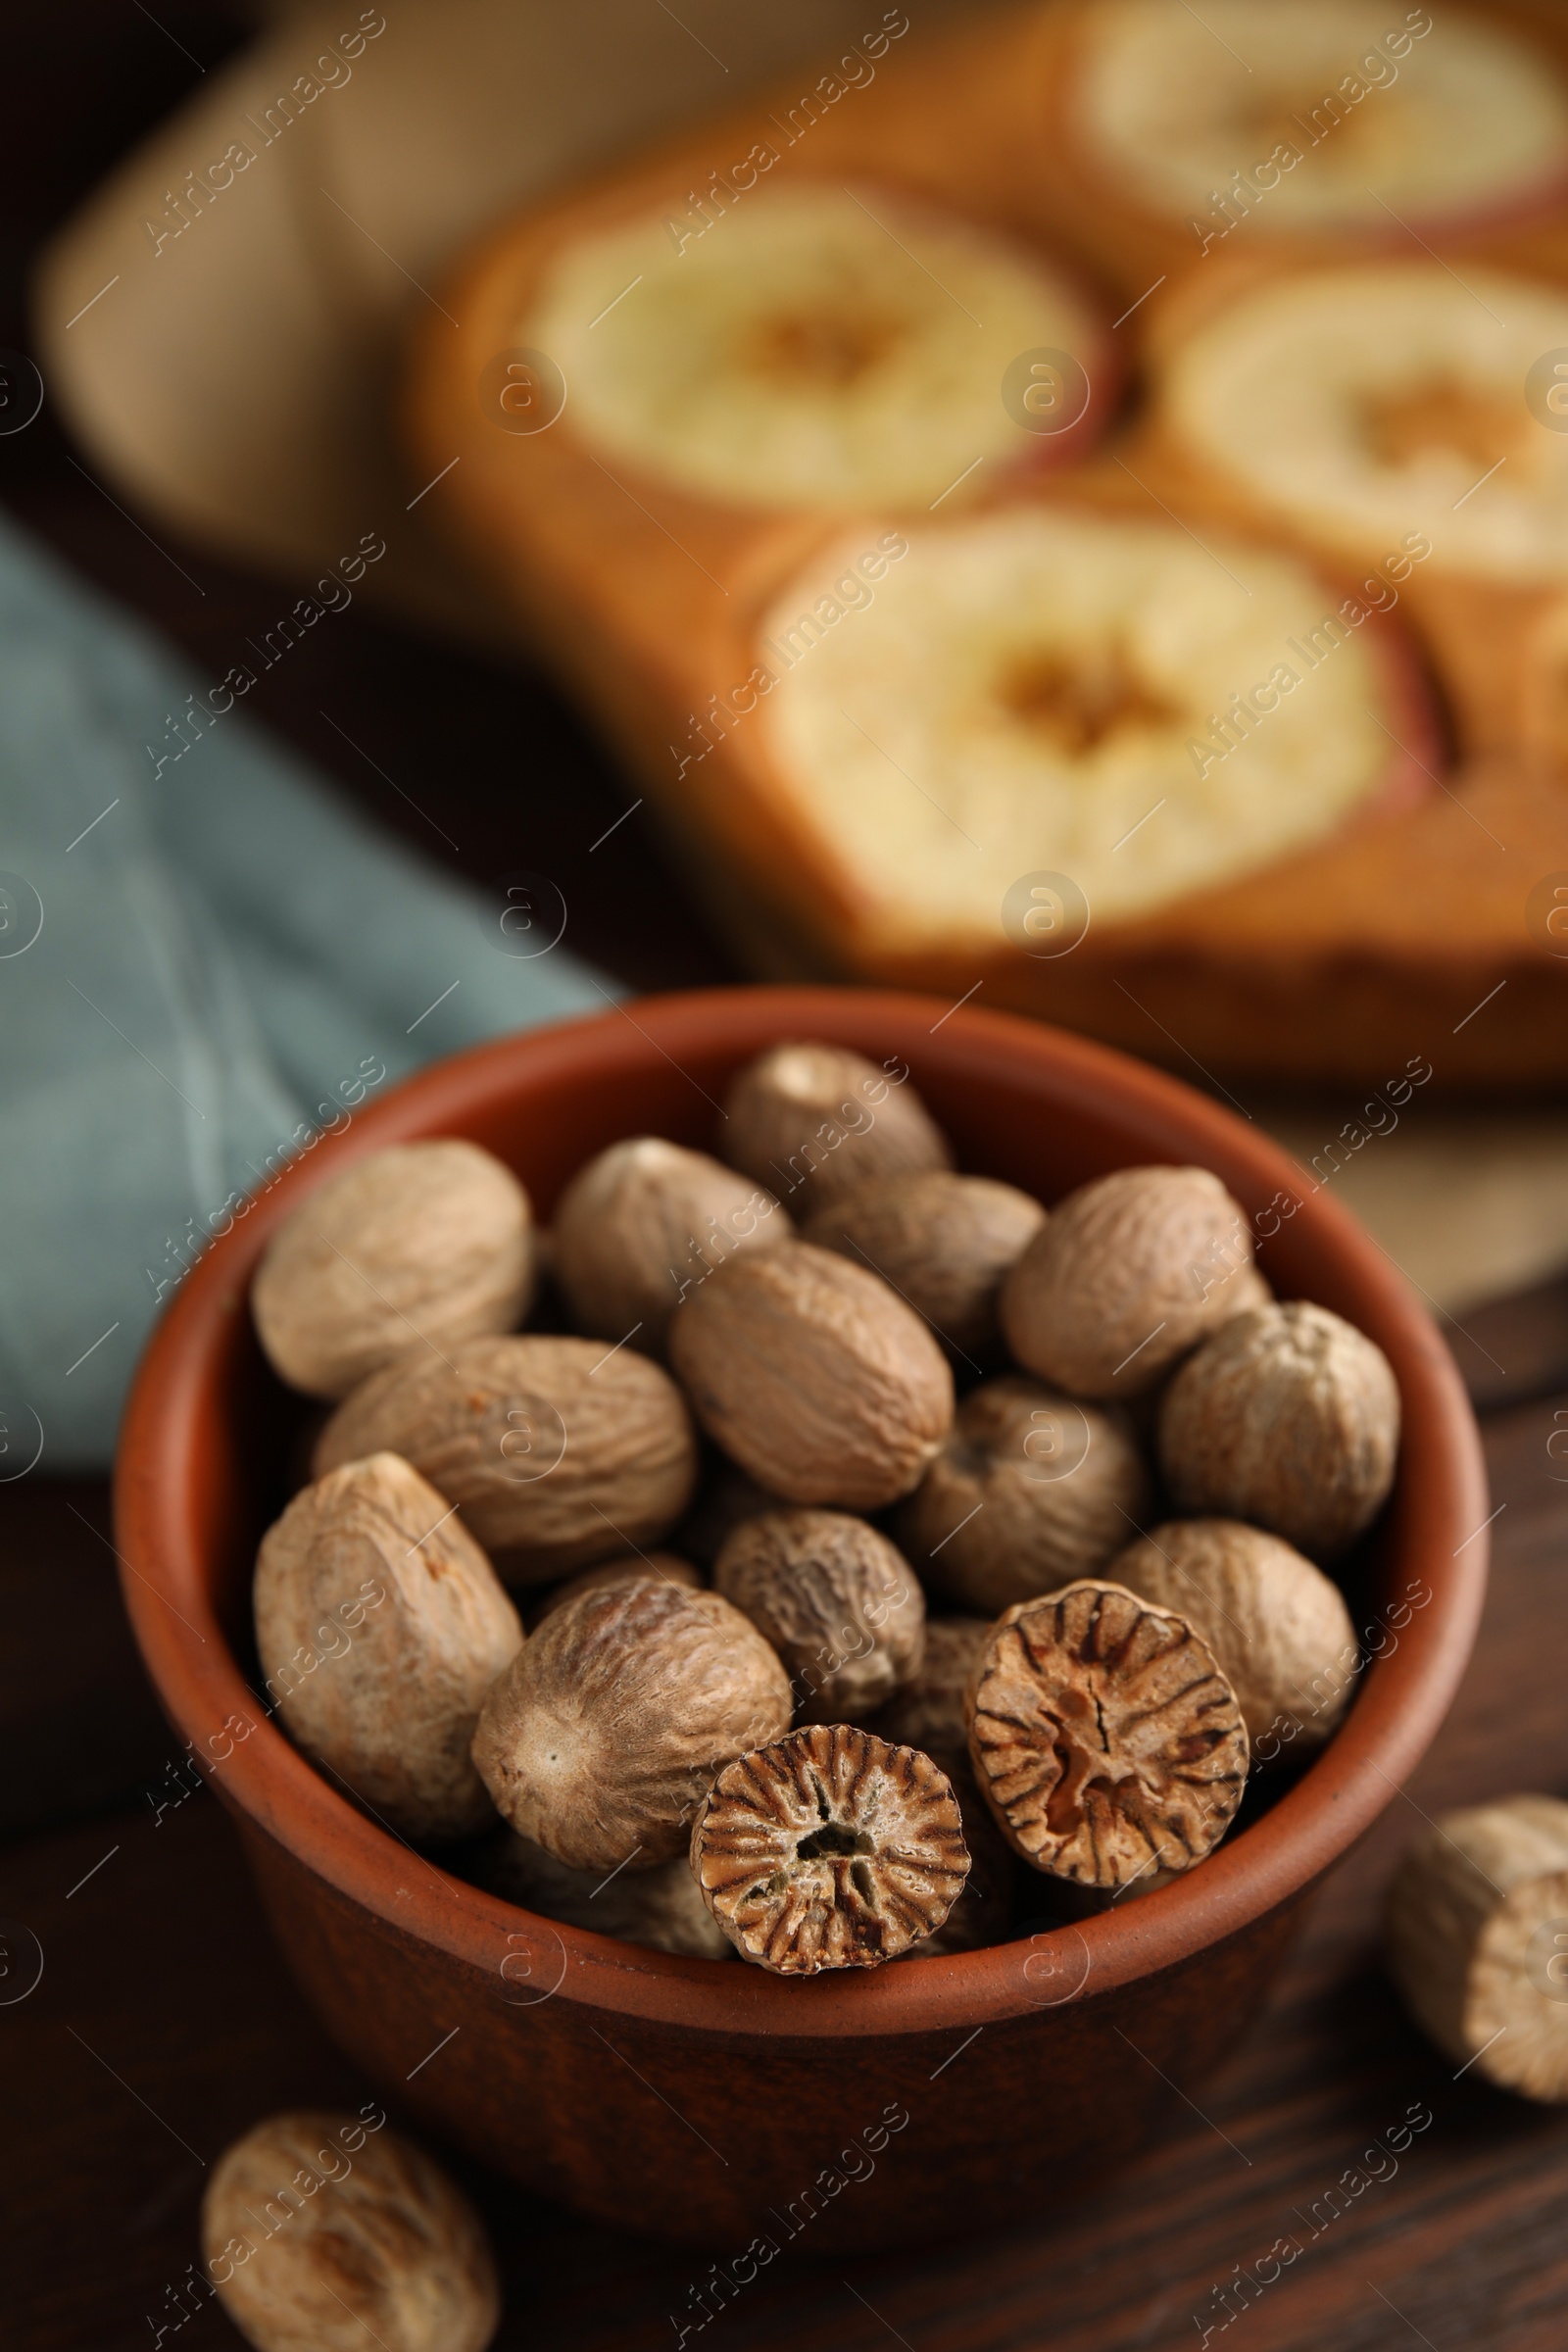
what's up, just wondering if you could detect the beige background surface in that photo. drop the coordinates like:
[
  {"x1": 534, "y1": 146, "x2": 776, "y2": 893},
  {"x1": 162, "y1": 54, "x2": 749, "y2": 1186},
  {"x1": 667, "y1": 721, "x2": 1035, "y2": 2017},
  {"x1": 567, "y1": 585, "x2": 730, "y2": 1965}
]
[{"x1": 31, "y1": 0, "x2": 1568, "y2": 1313}]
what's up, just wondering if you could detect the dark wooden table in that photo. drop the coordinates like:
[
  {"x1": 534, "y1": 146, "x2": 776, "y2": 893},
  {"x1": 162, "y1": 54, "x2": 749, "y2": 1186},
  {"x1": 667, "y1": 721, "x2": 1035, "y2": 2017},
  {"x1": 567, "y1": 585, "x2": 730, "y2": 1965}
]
[{"x1": 6, "y1": 14, "x2": 1568, "y2": 2348}]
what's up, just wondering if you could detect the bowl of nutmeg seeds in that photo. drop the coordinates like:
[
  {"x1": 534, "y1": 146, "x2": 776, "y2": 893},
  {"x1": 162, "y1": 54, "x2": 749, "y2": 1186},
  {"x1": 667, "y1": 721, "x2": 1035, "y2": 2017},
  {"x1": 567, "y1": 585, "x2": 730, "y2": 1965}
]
[{"x1": 115, "y1": 987, "x2": 1488, "y2": 2249}]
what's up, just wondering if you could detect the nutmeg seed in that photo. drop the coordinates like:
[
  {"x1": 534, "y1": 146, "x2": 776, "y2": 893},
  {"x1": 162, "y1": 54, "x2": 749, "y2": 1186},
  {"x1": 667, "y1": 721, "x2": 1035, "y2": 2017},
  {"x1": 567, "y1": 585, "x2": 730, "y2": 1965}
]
[
  {"x1": 551, "y1": 1136, "x2": 790, "y2": 1355},
  {"x1": 1000, "y1": 1164, "x2": 1254, "y2": 1397},
  {"x1": 1108, "y1": 1517, "x2": 1359, "y2": 1756},
  {"x1": 805, "y1": 1169, "x2": 1044, "y2": 1358},
  {"x1": 714, "y1": 1508, "x2": 925, "y2": 1720},
  {"x1": 471, "y1": 1578, "x2": 792, "y2": 1871},
  {"x1": 201, "y1": 2110, "x2": 500, "y2": 2352},
  {"x1": 690, "y1": 1722, "x2": 970, "y2": 1972},
  {"x1": 967, "y1": 1580, "x2": 1250, "y2": 1887},
  {"x1": 668, "y1": 1240, "x2": 954, "y2": 1507},
  {"x1": 475, "y1": 1830, "x2": 733, "y2": 1959},
  {"x1": 253, "y1": 1453, "x2": 522, "y2": 1840},
  {"x1": 313, "y1": 1334, "x2": 699, "y2": 1585},
  {"x1": 898, "y1": 1375, "x2": 1152, "y2": 1612},
  {"x1": 720, "y1": 1040, "x2": 952, "y2": 1211},
  {"x1": 253, "y1": 1140, "x2": 534, "y2": 1399},
  {"x1": 1386, "y1": 1794, "x2": 1568, "y2": 2102},
  {"x1": 1157, "y1": 1300, "x2": 1400, "y2": 1560},
  {"x1": 530, "y1": 1549, "x2": 703, "y2": 1626}
]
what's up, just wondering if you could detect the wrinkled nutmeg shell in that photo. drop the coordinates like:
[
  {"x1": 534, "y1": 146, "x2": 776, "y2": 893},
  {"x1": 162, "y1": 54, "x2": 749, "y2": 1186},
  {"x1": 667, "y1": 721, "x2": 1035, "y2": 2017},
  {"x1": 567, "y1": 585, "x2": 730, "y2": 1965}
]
[
  {"x1": 1386, "y1": 1794, "x2": 1568, "y2": 2102},
  {"x1": 806, "y1": 1170, "x2": 1044, "y2": 1359},
  {"x1": 714, "y1": 1508, "x2": 925, "y2": 1721},
  {"x1": 866, "y1": 1617, "x2": 994, "y2": 1761},
  {"x1": 551, "y1": 1136, "x2": 790, "y2": 1355},
  {"x1": 967, "y1": 1580, "x2": 1250, "y2": 1887},
  {"x1": 690, "y1": 1722, "x2": 970, "y2": 1973},
  {"x1": 471, "y1": 1578, "x2": 792, "y2": 1872},
  {"x1": 529, "y1": 1549, "x2": 703, "y2": 1626},
  {"x1": 898, "y1": 1375, "x2": 1152, "y2": 1612},
  {"x1": 313, "y1": 1335, "x2": 699, "y2": 1586},
  {"x1": 720, "y1": 1041, "x2": 952, "y2": 1212},
  {"x1": 1109, "y1": 1518, "x2": 1358, "y2": 1756},
  {"x1": 253, "y1": 1140, "x2": 534, "y2": 1400},
  {"x1": 1000, "y1": 1164, "x2": 1254, "y2": 1398},
  {"x1": 201, "y1": 2111, "x2": 500, "y2": 2352},
  {"x1": 668, "y1": 1240, "x2": 954, "y2": 1508},
  {"x1": 474, "y1": 1829, "x2": 732, "y2": 1959},
  {"x1": 253, "y1": 1453, "x2": 523, "y2": 1841},
  {"x1": 1157, "y1": 1300, "x2": 1399, "y2": 1561}
]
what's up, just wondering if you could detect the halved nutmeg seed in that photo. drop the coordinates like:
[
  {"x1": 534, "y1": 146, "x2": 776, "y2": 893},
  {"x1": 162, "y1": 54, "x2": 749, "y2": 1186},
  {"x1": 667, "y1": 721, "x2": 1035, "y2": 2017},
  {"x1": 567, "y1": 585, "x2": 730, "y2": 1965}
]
[
  {"x1": 967, "y1": 1580, "x2": 1249, "y2": 1889},
  {"x1": 690, "y1": 1723, "x2": 970, "y2": 1974}
]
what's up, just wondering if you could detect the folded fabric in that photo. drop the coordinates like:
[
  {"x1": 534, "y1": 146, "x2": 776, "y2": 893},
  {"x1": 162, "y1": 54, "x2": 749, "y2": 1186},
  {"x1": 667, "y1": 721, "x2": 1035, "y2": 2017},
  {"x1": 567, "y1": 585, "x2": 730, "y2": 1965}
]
[{"x1": 0, "y1": 512, "x2": 612, "y2": 1469}]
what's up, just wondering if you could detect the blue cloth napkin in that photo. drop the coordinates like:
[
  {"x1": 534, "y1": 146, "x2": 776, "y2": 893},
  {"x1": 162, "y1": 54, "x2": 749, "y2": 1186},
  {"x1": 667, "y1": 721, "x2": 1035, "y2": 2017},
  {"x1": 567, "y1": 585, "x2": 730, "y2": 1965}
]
[{"x1": 0, "y1": 513, "x2": 613, "y2": 1470}]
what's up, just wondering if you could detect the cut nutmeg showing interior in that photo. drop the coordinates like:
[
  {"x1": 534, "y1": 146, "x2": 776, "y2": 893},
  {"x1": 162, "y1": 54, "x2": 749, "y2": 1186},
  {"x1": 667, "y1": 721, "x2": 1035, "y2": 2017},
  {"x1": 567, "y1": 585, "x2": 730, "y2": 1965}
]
[
  {"x1": 805, "y1": 1170, "x2": 1045, "y2": 1360},
  {"x1": 1108, "y1": 1518, "x2": 1358, "y2": 1758},
  {"x1": 550, "y1": 1136, "x2": 790, "y2": 1356},
  {"x1": 1001, "y1": 1164, "x2": 1256, "y2": 1398},
  {"x1": 967, "y1": 1581, "x2": 1250, "y2": 1888},
  {"x1": 1386, "y1": 1795, "x2": 1568, "y2": 2102},
  {"x1": 1062, "y1": 0, "x2": 1568, "y2": 245},
  {"x1": 1157, "y1": 1299, "x2": 1399, "y2": 1561},
  {"x1": 524, "y1": 182, "x2": 1106, "y2": 513},
  {"x1": 668, "y1": 1239, "x2": 954, "y2": 1508},
  {"x1": 753, "y1": 507, "x2": 1427, "y2": 960},
  {"x1": 252, "y1": 1140, "x2": 534, "y2": 1401},
  {"x1": 898, "y1": 1374, "x2": 1152, "y2": 1613},
  {"x1": 1156, "y1": 263, "x2": 1568, "y2": 585},
  {"x1": 714, "y1": 1507, "x2": 924, "y2": 1721},
  {"x1": 201, "y1": 2111, "x2": 500, "y2": 2352},
  {"x1": 720, "y1": 1041, "x2": 952, "y2": 1213},
  {"x1": 312, "y1": 1334, "x2": 698, "y2": 1585},
  {"x1": 690, "y1": 1722, "x2": 970, "y2": 1973},
  {"x1": 471, "y1": 1576, "x2": 791, "y2": 1873},
  {"x1": 253, "y1": 1453, "x2": 522, "y2": 1842}
]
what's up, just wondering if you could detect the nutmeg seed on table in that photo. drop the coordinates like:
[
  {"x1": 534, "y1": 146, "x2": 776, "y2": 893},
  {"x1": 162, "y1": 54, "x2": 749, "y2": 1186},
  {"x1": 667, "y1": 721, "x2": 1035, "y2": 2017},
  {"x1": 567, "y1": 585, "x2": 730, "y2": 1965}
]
[
  {"x1": 551, "y1": 1135, "x2": 790, "y2": 1354},
  {"x1": 471, "y1": 1576, "x2": 792, "y2": 1871},
  {"x1": 253, "y1": 1140, "x2": 534, "y2": 1400},
  {"x1": 253, "y1": 1452, "x2": 522, "y2": 1841},
  {"x1": 690, "y1": 1722, "x2": 971, "y2": 1972},
  {"x1": 714, "y1": 1507, "x2": 925, "y2": 1720},
  {"x1": 1386, "y1": 1795, "x2": 1568, "y2": 2102},
  {"x1": 898, "y1": 1374, "x2": 1152, "y2": 1612},
  {"x1": 1108, "y1": 1518, "x2": 1358, "y2": 1758},
  {"x1": 720, "y1": 1040, "x2": 952, "y2": 1211},
  {"x1": 313, "y1": 1333, "x2": 699, "y2": 1584},
  {"x1": 805, "y1": 1169, "x2": 1045, "y2": 1358},
  {"x1": 668, "y1": 1239, "x2": 954, "y2": 1507},
  {"x1": 201, "y1": 2110, "x2": 500, "y2": 2352},
  {"x1": 1000, "y1": 1164, "x2": 1256, "y2": 1397},
  {"x1": 1157, "y1": 1299, "x2": 1400, "y2": 1560},
  {"x1": 967, "y1": 1580, "x2": 1250, "y2": 1887}
]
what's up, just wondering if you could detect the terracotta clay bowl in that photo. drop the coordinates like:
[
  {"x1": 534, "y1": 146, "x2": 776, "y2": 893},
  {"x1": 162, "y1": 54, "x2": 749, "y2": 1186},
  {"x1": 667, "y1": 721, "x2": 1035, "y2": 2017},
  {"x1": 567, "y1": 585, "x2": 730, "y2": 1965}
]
[{"x1": 114, "y1": 987, "x2": 1489, "y2": 2251}]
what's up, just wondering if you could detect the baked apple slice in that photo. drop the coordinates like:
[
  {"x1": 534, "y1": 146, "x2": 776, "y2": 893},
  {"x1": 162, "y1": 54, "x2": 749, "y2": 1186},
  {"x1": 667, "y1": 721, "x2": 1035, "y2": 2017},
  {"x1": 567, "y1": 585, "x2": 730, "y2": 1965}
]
[
  {"x1": 1155, "y1": 261, "x2": 1568, "y2": 585},
  {"x1": 523, "y1": 181, "x2": 1108, "y2": 514},
  {"x1": 1066, "y1": 0, "x2": 1568, "y2": 245},
  {"x1": 746, "y1": 503, "x2": 1429, "y2": 954}
]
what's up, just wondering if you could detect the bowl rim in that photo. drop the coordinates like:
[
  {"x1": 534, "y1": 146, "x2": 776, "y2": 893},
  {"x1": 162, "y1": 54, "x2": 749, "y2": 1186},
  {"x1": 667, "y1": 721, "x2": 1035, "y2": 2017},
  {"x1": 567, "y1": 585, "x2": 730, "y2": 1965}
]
[{"x1": 114, "y1": 986, "x2": 1490, "y2": 2039}]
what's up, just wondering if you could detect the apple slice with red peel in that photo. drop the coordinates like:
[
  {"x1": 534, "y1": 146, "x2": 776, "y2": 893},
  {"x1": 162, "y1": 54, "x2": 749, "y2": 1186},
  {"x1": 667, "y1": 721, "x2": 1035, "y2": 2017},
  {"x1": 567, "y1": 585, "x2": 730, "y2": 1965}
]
[
  {"x1": 745, "y1": 502, "x2": 1435, "y2": 959},
  {"x1": 523, "y1": 180, "x2": 1111, "y2": 514},
  {"x1": 1066, "y1": 0, "x2": 1568, "y2": 247},
  {"x1": 1155, "y1": 261, "x2": 1568, "y2": 586}
]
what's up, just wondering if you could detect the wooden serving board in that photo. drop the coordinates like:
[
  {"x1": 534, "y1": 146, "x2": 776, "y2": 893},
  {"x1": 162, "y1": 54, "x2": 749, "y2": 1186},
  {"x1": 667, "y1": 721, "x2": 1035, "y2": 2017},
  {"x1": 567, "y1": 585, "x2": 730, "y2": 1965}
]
[{"x1": 404, "y1": 0, "x2": 1568, "y2": 1084}]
